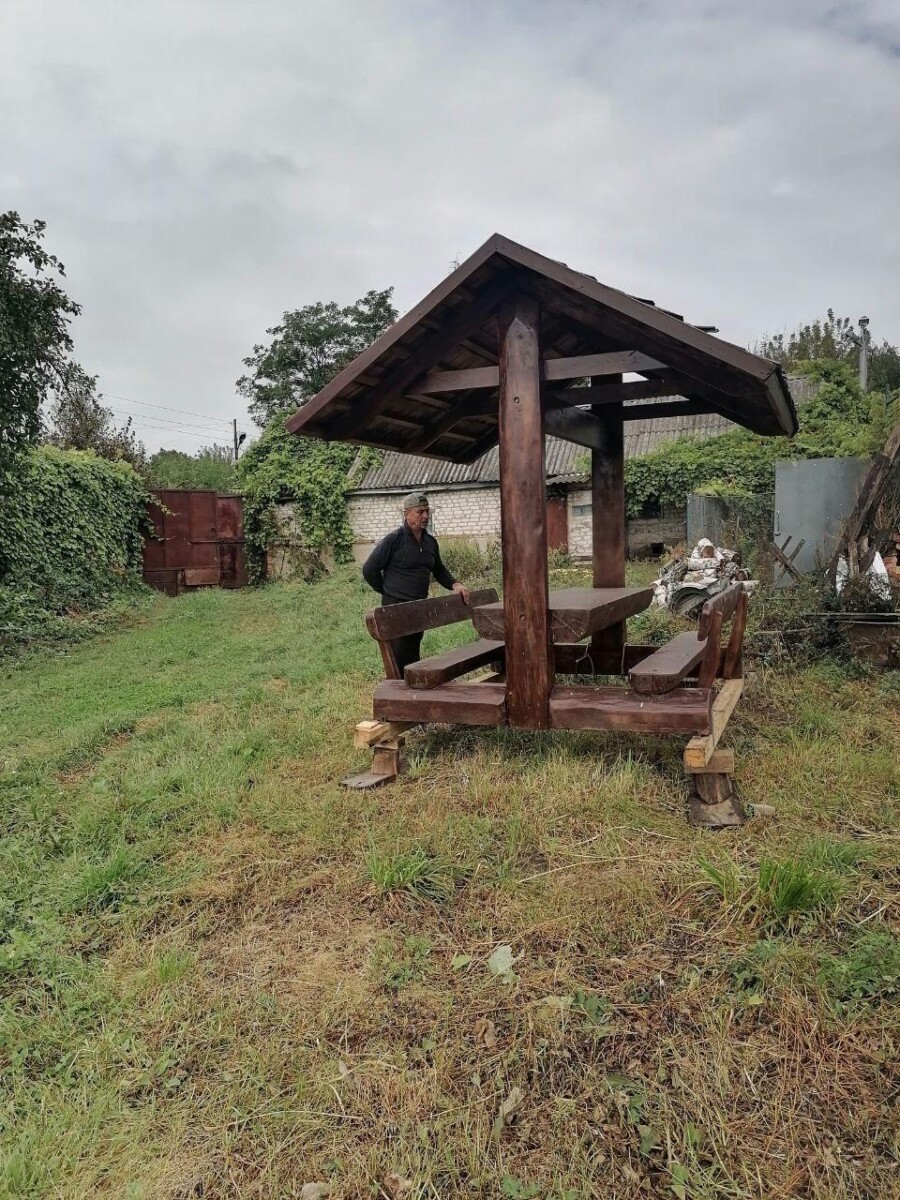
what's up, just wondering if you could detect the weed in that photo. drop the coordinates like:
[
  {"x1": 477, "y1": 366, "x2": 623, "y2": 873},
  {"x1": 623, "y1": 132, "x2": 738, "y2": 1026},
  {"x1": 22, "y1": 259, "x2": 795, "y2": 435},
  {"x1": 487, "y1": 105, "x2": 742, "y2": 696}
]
[
  {"x1": 755, "y1": 856, "x2": 843, "y2": 926},
  {"x1": 364, "y1": 841, "x2": 456, "y2": 903},
  {"x1": 820, "y1": 930, "x2": 900, "y2": 1012},
  {"x1": 374, "y1": 935, "x2": 432, "y2": 991}
]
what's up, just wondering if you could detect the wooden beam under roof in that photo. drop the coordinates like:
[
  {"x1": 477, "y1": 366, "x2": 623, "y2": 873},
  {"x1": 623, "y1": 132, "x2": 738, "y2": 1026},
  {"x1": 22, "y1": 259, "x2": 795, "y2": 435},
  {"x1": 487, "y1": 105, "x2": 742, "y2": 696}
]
[
  {"x1": 314, "y1": 274, "x2": 518, "y2": 440},
  {"x1": 415, "y1": 350, "x2": 667, "y2": 394}
]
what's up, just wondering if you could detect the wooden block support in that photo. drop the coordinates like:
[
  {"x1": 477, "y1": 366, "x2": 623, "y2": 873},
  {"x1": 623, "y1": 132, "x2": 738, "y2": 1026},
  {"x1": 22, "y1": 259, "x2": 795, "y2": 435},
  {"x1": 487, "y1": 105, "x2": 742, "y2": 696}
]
[
  {"x1": 683, "y1": 679, "x2": 743, "y2": 770},
  {"x1": 686, "y1": 748, "x2": 735, "y2": 775},
  {"x1": 353, "y1": 719, "x2": 416, "y2": 749}
]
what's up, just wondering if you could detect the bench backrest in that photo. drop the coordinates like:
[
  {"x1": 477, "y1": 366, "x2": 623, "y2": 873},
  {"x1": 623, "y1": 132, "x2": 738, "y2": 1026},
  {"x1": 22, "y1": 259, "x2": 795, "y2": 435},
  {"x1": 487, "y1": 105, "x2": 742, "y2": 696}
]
[
  {"x1": 365, "y1": 588, "x2": 499, "y2": 679},
  {"x1": 697, "y1": 583, "x2": 748, "y2": 687}
]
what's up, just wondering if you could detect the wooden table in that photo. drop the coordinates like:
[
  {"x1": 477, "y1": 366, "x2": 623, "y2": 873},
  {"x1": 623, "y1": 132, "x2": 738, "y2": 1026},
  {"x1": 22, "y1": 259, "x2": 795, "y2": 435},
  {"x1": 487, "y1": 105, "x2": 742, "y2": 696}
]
[{"x1": 471, "y1": 586, "x2": 653, "y2": 642}]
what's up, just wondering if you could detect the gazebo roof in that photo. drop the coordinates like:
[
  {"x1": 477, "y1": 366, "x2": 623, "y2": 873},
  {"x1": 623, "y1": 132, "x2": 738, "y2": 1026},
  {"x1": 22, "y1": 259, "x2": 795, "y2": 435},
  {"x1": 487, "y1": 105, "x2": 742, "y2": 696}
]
[{"x1": 286, "y1": 233, "x2": 797, "y2": 463}]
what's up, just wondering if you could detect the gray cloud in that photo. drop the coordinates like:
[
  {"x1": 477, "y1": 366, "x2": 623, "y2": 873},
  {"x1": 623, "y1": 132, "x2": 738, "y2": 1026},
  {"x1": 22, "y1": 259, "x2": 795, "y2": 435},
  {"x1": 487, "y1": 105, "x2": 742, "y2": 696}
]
[{"x1": 2, "y1": 0, "x2": 898, "y2": 451}]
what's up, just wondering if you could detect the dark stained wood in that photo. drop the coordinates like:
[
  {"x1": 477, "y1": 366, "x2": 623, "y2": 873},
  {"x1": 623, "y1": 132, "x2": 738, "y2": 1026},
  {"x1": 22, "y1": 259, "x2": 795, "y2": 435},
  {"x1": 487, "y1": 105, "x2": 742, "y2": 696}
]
[
  {"x1": 698, "y1": 584, "x2": 745, "y2": 639},
  {"x1": 628, "y1": 631, "x2": 708, "y2": 695},
  {"x1": 549, "y1": 685, "x2": 713, "y2": 735},
  {"x1": 404, "y1": 639, "x2": 504, "y2": 689},
  {"x1": 374, "y1": 679, "x2": 507, "y2": 725},
  {"x1": 498, "y1": 295, "x2": 553, "y2": 728},
  {"x1": 554, "y1": 643, "x2": 660, "y2": 674},
  {"x1": 405, "y1": 394, "x2": 496, "y2": 453},
  {"x1": 472, "y1": 587, "x2": 652, "y2": 642},
  {"x1": 365, "y1": 588, "x2": 498, "y2": 641},
  {"x1": 544, "y1": 405, "x2": 608, "y2": 450},
  {"x1": 591, "y1": 394, "x2": 626, "y2": 662},
  {"x1": 415, "y1": 351, "x2": 667, "y2": 394},
  {"x1": 722, "y1": 591, "x2": 748, "y2": 679},
  {"x1": 696, "y1": 611, "x2": 724, "y2": 689},
  {"x1": 557, "y1": 377, "x2": 679, "y2": 405},
  {"x1": 622, "y1": 399, "x2": 711, "y2": 421},
  {"x1": 324, "y1": 275, "x2": 518, "y2": 440},
  {"x1": 376, "y1": 638, "x2": 402, "y2": 681}
]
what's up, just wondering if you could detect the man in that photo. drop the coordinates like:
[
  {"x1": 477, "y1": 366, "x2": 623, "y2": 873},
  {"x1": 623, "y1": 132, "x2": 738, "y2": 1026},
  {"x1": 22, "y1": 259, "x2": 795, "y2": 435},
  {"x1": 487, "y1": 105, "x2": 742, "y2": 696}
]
[{"x1": 362, "y1": 492, "x2": 471, "y2": 673}]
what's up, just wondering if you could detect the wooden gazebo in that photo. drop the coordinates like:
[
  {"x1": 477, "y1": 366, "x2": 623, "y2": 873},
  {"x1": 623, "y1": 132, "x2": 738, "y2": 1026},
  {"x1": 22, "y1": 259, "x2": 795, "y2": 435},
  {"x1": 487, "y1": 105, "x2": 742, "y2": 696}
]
[{"x1": 288, "y1": 235, "x2": 797, "y2": 824}]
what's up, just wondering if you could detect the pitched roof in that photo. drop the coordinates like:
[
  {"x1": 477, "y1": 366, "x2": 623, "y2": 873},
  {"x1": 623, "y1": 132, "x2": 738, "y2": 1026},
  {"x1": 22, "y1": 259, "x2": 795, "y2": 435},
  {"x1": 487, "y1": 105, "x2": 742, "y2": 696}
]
[{"x1": 288, "y1": 233, "x2": 797, "y2": 463}]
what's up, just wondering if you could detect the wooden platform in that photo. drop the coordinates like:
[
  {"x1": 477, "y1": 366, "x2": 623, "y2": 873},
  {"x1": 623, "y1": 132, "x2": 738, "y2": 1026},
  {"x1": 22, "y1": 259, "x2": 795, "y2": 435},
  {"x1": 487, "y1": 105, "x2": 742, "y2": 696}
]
[
  {"x1": 373, "y1": 680, "x2": 507, "y2": 725},
  {"x1": 549, "y1": 685, "x2": 713, "y2": 734}
]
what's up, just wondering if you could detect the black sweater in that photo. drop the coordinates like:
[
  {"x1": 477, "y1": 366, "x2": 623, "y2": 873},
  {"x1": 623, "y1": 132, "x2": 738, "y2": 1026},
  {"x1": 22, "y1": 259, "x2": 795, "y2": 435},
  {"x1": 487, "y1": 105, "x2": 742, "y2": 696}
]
[{"x1": 362, "y1": 524, "x2": 456, "y2": 603}]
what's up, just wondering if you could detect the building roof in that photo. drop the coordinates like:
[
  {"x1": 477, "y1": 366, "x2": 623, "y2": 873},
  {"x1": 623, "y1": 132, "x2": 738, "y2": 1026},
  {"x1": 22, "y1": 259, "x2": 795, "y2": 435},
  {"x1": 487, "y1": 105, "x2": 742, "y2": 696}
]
[
  {"x1": 349, "y1": 375, "x2": 817, "y2": 494},
  {"x1": 287, "y1": 233, "x2": 798, "y2": 463}
]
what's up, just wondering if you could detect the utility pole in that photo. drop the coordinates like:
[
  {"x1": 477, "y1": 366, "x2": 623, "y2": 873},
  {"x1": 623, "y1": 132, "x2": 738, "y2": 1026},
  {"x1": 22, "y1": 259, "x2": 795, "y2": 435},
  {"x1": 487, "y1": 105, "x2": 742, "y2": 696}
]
[
  {"x1": 858, "y1": 316, "x2": 870, "y2": 392},
  {"x1": 233, "y1": 418, "x2": 240, "y2": 462}
]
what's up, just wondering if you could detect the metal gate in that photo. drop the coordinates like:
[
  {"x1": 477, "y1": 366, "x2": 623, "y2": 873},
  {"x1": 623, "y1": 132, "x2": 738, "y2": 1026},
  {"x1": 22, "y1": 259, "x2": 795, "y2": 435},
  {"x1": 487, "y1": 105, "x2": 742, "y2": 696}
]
[{"x1": 143, "y1": 490, "x2": 248, "y2": 595}]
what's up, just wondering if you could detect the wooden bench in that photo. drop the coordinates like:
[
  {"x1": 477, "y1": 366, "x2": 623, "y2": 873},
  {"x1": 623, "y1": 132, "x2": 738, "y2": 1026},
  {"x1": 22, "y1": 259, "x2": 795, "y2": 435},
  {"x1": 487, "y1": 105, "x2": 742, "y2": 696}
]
[
  {"x1": 365, "y1": 588, "x2": 503, "y2": 683},
  {"x1": 629, "y1": 584, "x2": 748, "y2": 695}
]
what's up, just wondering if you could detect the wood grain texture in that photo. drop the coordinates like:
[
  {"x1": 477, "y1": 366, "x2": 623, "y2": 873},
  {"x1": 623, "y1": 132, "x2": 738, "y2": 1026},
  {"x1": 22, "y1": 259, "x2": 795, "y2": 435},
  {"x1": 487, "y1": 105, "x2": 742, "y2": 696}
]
[
  {"x1": 353, "y1": 719, "x2": 416, "y2": 748},
  {"x1": 683, "y1": 679, "x2": 743, "y2": 769},
  {"x1": 549, "y1": 685, "x2": 713, "y2": 734},
  {"x1": 373, "y1": 679, "x2": 507, "y2": 725},
  {"x1": 471, "y1": 587, "x2": 652, "y2": 642},
  {"x1": 404, "y1": 639, "x2": 504, "y2": 689},
  {"x1": 553, "y1": 642, "x2": 660, "y2": 675},
  {"x1": 628, "y1": 631, "x2": 708, "y2": 695},
  {"x1": 698, "y1": 584, "x2": 744, "y2": 638},
  {"x1": 722, "y1": 591, "x2": 748, "y2": 679},
  {"x1": 498, "y1": 296, "x2": 553, "y2": 728},
  {"x1": 365, "y1": 588, "x2": 498, "y2": 640}
]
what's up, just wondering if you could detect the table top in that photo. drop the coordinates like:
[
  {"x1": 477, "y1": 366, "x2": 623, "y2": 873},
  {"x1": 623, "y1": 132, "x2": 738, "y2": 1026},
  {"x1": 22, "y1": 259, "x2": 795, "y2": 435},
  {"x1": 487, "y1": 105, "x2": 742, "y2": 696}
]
[{"x1": 472, "y1": 585, "x2": 653, "y2": 642}]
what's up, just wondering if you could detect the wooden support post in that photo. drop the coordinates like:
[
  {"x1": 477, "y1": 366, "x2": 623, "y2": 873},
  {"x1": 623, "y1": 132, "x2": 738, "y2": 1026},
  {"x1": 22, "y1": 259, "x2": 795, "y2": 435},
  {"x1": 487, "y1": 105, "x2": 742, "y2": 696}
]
[
  {"x1": 498, "y1": 296, "x2": 553, "y2": 728},
  {"x1": 590, "y1": 380, "x2": 626, "y2": 668}
]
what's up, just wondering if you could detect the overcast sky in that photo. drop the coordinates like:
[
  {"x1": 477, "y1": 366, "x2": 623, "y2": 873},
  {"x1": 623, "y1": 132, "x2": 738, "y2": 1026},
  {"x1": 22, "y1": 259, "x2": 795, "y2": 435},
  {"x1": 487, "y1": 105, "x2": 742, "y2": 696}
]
[{"x1": 3, "y1": 0, "x2": 899, "y2": 453}]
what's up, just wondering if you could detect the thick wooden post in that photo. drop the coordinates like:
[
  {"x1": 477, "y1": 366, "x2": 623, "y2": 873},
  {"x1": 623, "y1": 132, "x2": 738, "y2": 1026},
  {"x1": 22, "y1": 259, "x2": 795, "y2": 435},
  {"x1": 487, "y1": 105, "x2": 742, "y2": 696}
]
[
  {"x1": 498, "y1": 297, "x2": 553, "y2": 728},
  {"x1": 590, "y1": 380, "x2": 626, "y2": 666}
]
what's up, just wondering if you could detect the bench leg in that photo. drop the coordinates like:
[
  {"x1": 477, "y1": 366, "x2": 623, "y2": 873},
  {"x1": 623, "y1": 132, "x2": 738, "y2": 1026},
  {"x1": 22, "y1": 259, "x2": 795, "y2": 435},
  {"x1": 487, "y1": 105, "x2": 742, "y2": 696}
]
[
  {"x1": 342, "y1": 736, "x2": 406, "y2": 789},
  {"x1": 687, "y1": 754, "x2": 745, "y2": 828}
]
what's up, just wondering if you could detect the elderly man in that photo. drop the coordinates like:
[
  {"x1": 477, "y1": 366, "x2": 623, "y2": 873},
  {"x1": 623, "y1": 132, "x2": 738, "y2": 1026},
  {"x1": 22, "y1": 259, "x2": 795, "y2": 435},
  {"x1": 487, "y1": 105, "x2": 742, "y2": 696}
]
[{"x1": 362, "y1": 492, "x2": 471, "y2": 673}]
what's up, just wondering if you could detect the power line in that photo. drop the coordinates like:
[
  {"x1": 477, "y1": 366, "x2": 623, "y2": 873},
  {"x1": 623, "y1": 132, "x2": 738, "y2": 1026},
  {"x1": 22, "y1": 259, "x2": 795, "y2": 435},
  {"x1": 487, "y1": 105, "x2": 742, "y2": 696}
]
[
  {"x1": 106, "y1": 406, "x2": 233, "y2": 438},
  {"x1": 102, "y1": 391, "x2": 236, "y2": 426}
]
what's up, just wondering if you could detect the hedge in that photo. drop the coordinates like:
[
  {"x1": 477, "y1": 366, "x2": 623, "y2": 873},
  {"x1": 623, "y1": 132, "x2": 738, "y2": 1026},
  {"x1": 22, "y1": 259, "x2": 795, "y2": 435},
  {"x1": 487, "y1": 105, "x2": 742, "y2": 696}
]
[{"x1": 0, "y1": 446, "x2": 150, "y2": 612}]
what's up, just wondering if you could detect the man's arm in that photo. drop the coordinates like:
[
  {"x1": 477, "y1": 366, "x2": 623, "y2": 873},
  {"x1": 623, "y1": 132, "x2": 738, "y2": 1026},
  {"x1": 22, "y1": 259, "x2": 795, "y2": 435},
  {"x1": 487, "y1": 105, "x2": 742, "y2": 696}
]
[{"x1": 362, "y1": 531, "x2": 396, "y2": 594}]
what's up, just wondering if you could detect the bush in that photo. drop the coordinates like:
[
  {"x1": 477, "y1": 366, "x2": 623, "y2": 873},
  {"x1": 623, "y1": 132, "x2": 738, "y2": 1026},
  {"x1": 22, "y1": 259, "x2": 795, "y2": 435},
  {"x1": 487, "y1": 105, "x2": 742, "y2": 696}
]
[{"x1": 0, "y1": 447, "x2": 151, "y2": 651}]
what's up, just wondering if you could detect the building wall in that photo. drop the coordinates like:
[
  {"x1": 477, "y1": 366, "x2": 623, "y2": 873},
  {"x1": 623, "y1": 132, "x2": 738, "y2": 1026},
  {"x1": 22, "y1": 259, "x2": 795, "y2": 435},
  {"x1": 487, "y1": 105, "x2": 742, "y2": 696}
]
[
  {"x1": 347, "y1": 486, "x2": 503, "y2": 561},
  {"x1": 567, "y1": 488, "x2": 686, "y2": 559}
]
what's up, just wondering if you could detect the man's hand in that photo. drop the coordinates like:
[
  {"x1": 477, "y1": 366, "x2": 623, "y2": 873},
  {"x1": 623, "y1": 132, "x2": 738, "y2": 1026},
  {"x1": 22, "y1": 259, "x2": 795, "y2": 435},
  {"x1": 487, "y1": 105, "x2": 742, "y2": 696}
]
[{"x1": 452, "y1": 581, "x2": 471, "y2": 605}]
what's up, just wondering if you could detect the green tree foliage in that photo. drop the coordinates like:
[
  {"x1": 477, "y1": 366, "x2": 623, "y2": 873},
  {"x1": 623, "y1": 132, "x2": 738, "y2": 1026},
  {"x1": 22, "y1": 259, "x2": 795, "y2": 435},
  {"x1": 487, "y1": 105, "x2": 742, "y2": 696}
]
[
  {"x1": 758, "y1": 308, "x2": 900, "y2": 394},
  {"x1": 236, "y1": 414, "x2": 375, "y2": 583},
  {"x1": 147, "y1": 444, "x2": 237, "y2": 491},
  {"x1": 624, "y1": 361, "x2": 884, "y2": 517},
  {"x1": 47, "y1": 363, "x2": 146, "y2": 469},
  {"x1": 236, "y1": 288, "x2": 397, "y2": 427},
  {"x1": 0, "y1": 446, "x2": 150, "y2": 640},
  {"x1": 0, "y1": 212, "x2": 81, "y2": 473}
]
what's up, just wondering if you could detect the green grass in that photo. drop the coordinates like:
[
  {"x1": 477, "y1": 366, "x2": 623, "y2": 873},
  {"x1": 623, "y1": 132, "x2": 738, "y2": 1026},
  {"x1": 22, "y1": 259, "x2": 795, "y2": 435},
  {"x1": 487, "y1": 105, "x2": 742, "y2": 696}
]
[{"x1": 1, "y1": 566, "x2": 898, "y2": 1198}]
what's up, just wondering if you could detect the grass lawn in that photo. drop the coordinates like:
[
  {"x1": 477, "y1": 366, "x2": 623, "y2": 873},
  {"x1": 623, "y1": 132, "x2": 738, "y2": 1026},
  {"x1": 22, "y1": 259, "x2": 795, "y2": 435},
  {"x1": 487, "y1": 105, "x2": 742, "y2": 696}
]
[{"x1": 1, "y1": 567, "x2": 898, "y2": 1199}]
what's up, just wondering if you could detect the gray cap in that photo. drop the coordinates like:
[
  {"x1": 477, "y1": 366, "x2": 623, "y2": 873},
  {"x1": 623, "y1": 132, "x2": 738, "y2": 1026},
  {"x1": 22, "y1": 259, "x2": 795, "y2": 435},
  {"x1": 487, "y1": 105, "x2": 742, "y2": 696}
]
[{"x1": 402, "y1": 491, "x2": 429, "y2": 510}]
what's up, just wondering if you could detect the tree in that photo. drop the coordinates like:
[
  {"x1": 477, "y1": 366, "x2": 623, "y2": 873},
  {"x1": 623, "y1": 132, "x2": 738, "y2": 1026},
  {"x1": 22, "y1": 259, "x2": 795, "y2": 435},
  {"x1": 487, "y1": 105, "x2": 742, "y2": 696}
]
[
  {"x1": 47, "y1": 362, "x2": 146, "y2": 469},
  {"x1": 757, "y1": 309, "x2": 900, "y2": 394},
  {"x1": 237, "y1": 287, "x2": 397, "y2": 427},
  {"x1": 0, "y1": 212, "x2": 81, "y2": 473},
  {"x1": 147, "y1": 444, "x2": 237, "y2": 491}
]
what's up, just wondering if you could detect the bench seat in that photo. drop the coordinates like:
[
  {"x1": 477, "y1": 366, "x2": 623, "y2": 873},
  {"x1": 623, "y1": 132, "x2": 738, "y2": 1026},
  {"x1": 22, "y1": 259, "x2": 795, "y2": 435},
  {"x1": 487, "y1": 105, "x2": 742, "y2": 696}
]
[
  {"x1": 550, "y1": 684, "x2": 713, "y2": 734},
  {"x1": 404, "y1": 639, "x2": 504, "y2": 689},
  {"x1": 628, "y1": 631, "x2": 707, "y2": 695}
]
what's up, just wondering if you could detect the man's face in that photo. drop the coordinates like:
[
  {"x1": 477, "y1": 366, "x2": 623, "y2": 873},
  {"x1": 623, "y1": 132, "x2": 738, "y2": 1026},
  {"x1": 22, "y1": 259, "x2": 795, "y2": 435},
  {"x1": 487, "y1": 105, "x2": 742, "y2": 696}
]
[{"x1": 405, "y1": 505, "x2": 430, "y2": 533}]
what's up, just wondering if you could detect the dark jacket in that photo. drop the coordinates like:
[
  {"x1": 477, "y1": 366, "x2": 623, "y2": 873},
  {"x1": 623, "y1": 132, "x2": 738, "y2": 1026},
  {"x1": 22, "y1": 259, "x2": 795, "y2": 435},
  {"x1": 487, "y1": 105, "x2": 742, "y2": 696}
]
[{"x1": 362, "y1": 523, "x2": 456, "y2": 603}]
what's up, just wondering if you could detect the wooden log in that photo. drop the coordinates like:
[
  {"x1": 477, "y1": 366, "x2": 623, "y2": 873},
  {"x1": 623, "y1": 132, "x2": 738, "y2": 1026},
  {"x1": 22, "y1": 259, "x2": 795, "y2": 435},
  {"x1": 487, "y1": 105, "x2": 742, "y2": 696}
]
[
  {"x1": 365, "y1": 588, "x2": 498, "y2": 640},
  {"x1": 549, "y1": 685, "x2": 713, "y2": 735},
  {"x1": 628, "y1": 631, "x2": 708, "y2": 695},
  {"x1": 498, "y1": 296, "x2": 553, "y2": 728},
  {"x1": 373, "y1": 679, "x2": 507, "y2": 725},
  {"x1": 683, "y1": 679, "x2": 743, "y2": 769},
  {"x1": 591, "y1": 391, "x2": 626, "y2": 663},
  {"x1": 404, "y1": 639, "x2": 504, "y2": 689}
]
